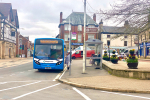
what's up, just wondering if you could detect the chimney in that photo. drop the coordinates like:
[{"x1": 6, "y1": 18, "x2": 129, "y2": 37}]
[
  {"x1": 93, "y1": 13, "x2": 96, "y2": 22},
  {"x1": 60, "y1": 12, "x2": 63, "y2": 23},
  {"x1": 124, "y1": 20, "x2": 129, "y2": 27}
]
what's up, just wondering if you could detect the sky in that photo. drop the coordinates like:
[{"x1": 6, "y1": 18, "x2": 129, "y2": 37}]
[{"x1": 1, "y1": 0, "x2": 117, "y2": 43}]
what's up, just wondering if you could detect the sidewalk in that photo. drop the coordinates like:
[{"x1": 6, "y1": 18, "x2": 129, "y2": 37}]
[
  {"x1": 0, "y1": 57, "x2": 33, "y2": 68},
  {"x1": 58, "y1": 59, "x2": 150, "y2": 93}
]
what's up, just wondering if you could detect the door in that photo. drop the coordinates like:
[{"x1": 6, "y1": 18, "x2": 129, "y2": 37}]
[{"x1": 9, "y1": 48, "x2": 11, "y2": 58}]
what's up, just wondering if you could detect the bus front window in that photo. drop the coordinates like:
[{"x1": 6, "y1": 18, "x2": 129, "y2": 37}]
[{"x1": 34, "y1": 45, "x2": 62, "y2": 60}]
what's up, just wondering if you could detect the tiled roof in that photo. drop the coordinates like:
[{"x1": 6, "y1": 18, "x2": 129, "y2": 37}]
[
  {"x1": 0, "y1": 3, "x2": 13, "y2": 21},
  {"x1": 102, "y1": 26, "x2": 137, "y2": 34},
  {"x1": 12, "y1": 9, "x2": 19, "y2": 28},
  {"x1": 59, "y1": 12, "x2": 98, "y2": 27}
]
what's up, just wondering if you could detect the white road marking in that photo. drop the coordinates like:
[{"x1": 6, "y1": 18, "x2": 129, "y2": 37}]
[
  {"x1": 0, "y1": 81, "x2": 41, "y2": 92},
  {"x1": 59, "y1": 66, "x2": 67, "y2": 79},
  {"x1": 20, "y1": 72, "x2": 24, "y2": 73},
  {"x1": 100, "y1": 90, "x2": 150, "y2": 99},
  {"x1": 73, "y1": 87, "x2": 91, "y2": 100},
  {"x1": 12, "y1": 83, "x2": 60, "y2": 100},
  {"x1": 0, "y1": 77, "x2": 3, "y2": 78},
  {"x1": 53, "y1": 73, "x2": 62, "y2": 81},
  {"x1": 28, "y1": 70, "x2": 32, "y2": 71},
  {"x1": 0, "y1": 80, "x2": 52, "y2": 85}
]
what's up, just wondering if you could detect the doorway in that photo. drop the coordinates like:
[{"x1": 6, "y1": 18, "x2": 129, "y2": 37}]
[{"x1": 9, "y1": 48, "x2": 11, "y2": 58}]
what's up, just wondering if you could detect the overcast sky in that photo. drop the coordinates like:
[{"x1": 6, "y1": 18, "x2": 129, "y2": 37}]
[{"x1": 1, "y1": 0, "x2": 117, "y2": 43}]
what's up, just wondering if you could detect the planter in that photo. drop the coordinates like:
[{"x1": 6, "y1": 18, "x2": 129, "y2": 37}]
[
  {"x1": 127, "y1": 62, "x2": 138, "y2": 69},
  {"x1": 111, "y1": 59, "x2": 118, "y2": 64},
  {"x1": 103, "y1": 58, "x2": 109, "y2": 61}
]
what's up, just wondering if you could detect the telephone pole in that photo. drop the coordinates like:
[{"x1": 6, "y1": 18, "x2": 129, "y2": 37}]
[{"x1": 83, "y1": 0, "x2": 86, "y2": 73}]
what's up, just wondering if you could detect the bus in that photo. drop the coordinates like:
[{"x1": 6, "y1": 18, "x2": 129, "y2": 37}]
[{"x1": 33, "y1": 38, "x2": 64, "y2": 71}]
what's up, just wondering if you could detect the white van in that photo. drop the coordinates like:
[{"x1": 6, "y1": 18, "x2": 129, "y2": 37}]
[
  {"x1": 102, "y1": 49, "x2": 119, "y2": 57},
  {"x1": 120, "y1": 46, "x2": 138, "y2": 56}
]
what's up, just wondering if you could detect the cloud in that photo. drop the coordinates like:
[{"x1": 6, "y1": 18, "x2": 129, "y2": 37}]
[{"x1": 3, "y1": 0, "x2": 117, "y2": 43}]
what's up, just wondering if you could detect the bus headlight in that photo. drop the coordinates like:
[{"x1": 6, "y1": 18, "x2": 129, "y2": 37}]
[
  {"x1": 34, "y1": 60, "x2": 40, "y2": 65},
  {"x1": 56, "y1": 61, "x2": 62, "y2": 65}
]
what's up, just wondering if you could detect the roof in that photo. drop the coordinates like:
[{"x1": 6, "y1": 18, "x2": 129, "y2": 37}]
[
  {"x1": 59, "y1": 12, "x2": 98, "y2": 27},
  {"x1": 12, "y1": 9, "x2": 19, "y2": 28},
  {"x1": 85, "y1": 39, "x2": 103, "y2": 44},
  {"x1": 0, "y1": 3, "x2": 13, "y2": 21},
  {"x1": 102, "y1": 26, "x2": 138, "y2": 35}
]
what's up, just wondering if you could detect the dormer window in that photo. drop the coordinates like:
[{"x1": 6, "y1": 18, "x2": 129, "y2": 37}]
[
  {"x1": 64, "y1": 24, "x2": 71, "y2": 30},
  {"x1": 78, "y1": 25, "x2": 82, "y2": 31}
]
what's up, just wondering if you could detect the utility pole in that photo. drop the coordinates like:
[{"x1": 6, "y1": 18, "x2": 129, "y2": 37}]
[
  {"x1": 83, "y1": 0, "x2": 86, "y2": 73},
  {"x1": 69, "y1": 16, "x2": 72, "y2": 75}
]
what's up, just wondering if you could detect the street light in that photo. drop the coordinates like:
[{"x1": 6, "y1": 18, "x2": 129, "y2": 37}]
[{"x1": 107, "y1": 42, "x2": 110, "y2": 61}]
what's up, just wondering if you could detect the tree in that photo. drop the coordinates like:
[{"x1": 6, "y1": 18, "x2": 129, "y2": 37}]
[{"x1": 99, "y1": 0, "x2": 150, "y2": 35}]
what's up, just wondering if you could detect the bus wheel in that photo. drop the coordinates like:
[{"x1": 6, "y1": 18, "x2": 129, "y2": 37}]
[
  {"x1": 38, "y1": 69, "x2": 43, "y2": 71},
  {"x1": 72, "y1": 56, "x2": 76, "y2": 59}
]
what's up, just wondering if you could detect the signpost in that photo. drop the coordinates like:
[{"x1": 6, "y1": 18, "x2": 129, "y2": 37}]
[{"x1": 72, "y1": 32, "x2": 76, "y2": 40}]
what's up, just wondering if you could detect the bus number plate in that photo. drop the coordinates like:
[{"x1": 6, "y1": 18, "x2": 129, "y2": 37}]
[{"x1": 45, "y1": 67, "x2": 51, "y2": 69}]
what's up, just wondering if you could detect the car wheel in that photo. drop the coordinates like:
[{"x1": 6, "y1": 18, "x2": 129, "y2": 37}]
[{"x1": 72, "y1": 56, "x2": 76, "y2": 59}]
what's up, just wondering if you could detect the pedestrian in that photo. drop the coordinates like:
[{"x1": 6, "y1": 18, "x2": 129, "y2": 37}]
[
  {"x1": 65, "y1": 52, "x2": 70, "y2": 70},
  {"x1": 136, "y1": 51, "x2": 138, "y2": 56},
  {"x1": 96, "y1": 52, "x2": 101, "y2": 66}
]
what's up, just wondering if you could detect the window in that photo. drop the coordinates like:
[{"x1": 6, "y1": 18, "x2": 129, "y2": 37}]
[
  {"x1": 88, "y1": 34, "x2": 94, "y2": 39},
  {"x1": 107, "y1": 40, "x2": 110, "y2": 46},
  {"x1": 78, "y1": 25, "x2": 82, "y2": 31},
  {"x1": 149, "y1": 32, "x2": 150, "y2": 39},
  {"x1": 78, "y1": 34, "x2": 82, "y2": 42},
  {"x1": 64, "y1": 34, "x2": 69, "y2": 41},
  {"x1": 64, "y1": 24, "x2": 71, "y2": 30},
  {"x1": 141, "y1": 35, "x2": 142, "y2": 41},
  {"x1": 124, "y1": 41, "x2": 127, "y2": 46},
  {"x1": 124, "y1": 36, "x2": 127, "y2": 38},
  {"x1": 107, "y1": 35, "x2": 110, "y2": 38},
  {"x1": 11, "y1": 32, "x2": 15, "y2": 36}
]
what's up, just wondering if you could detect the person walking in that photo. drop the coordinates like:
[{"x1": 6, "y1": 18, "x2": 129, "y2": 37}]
[{"x1": 65, "y1": 52, "x2": 70, "y2": 70}]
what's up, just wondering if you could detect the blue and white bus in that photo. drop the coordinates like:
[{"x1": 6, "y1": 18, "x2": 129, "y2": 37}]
[{"x1": 33, "y1": 38, "x2": 64, "y2": 71}]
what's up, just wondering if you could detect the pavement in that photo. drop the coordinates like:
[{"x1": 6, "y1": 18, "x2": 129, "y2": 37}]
[
  {"x1": 0, "y1": 57, "x2": 33, "y2": 68},
  {"x1": 58, "y1": 59, "x2": 150, "y2": 94}
]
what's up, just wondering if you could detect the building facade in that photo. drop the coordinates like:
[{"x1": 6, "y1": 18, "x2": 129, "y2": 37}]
[
  {"x1": 0, "y1": 3, "x2": 19, "y2": 59},
  {"x1": 58, "y1": 12, "x2": 98, "y2": 50},
  {"x1": 99, "y1": 20, "x2": 138, "y2": 52}
]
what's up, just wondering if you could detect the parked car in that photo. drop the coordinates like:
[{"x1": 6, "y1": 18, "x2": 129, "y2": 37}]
[
  {"x1": 72, "y1": 50, "x2": 95, "y2": 59},
  {"x1": 71, "y1": 46, "x2": 91, "y2": 55},
  {"x1": 120, "y1": 46, "x2": 138, "y2": 57}
]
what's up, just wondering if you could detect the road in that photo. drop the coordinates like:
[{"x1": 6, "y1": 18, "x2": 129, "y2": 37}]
[{"x1": 0, "y1": 59, "x2": 150, "y2": 100}]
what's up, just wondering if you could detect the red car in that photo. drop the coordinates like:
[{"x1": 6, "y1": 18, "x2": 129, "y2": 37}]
[{"x1": 72, "y1": 50, "x2": 95, "y2": 59}]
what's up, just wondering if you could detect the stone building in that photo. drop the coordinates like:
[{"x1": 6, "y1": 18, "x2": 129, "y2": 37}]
[{"x1": 0, "y1": 3, "x2": 19, "y2": 59}]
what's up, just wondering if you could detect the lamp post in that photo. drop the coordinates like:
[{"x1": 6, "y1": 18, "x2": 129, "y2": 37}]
[{"x1": 107, "y1": 42, "x2": 110, "y2": 61}]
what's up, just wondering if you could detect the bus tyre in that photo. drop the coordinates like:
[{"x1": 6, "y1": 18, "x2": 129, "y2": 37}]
[
  {"x1": 72, "y1": 56, "x2": 76, "y2": 59},
  {"x1": 38, "y1": 69, "x2": 42, "y2": 71}
]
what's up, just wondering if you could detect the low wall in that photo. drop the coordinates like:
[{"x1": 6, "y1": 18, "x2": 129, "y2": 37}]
[{"x1": 102, "y1": 62, "x2": 150, "y2": 80}]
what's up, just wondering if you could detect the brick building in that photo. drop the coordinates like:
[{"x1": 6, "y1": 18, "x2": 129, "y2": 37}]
[
  {"x1": 58, "y1": 12, "x2": 98, "y2": 50},
  {"x1": 0, "y1": 3, "x2": 19, "y2": 59},
  {"x1": 16, "y1": 35, "x2": 31, "y2": 57}
]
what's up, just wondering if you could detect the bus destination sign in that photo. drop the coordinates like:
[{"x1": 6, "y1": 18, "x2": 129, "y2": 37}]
[{"x1": 40, "y1": 40, "x2": 58, "y2": 44}]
